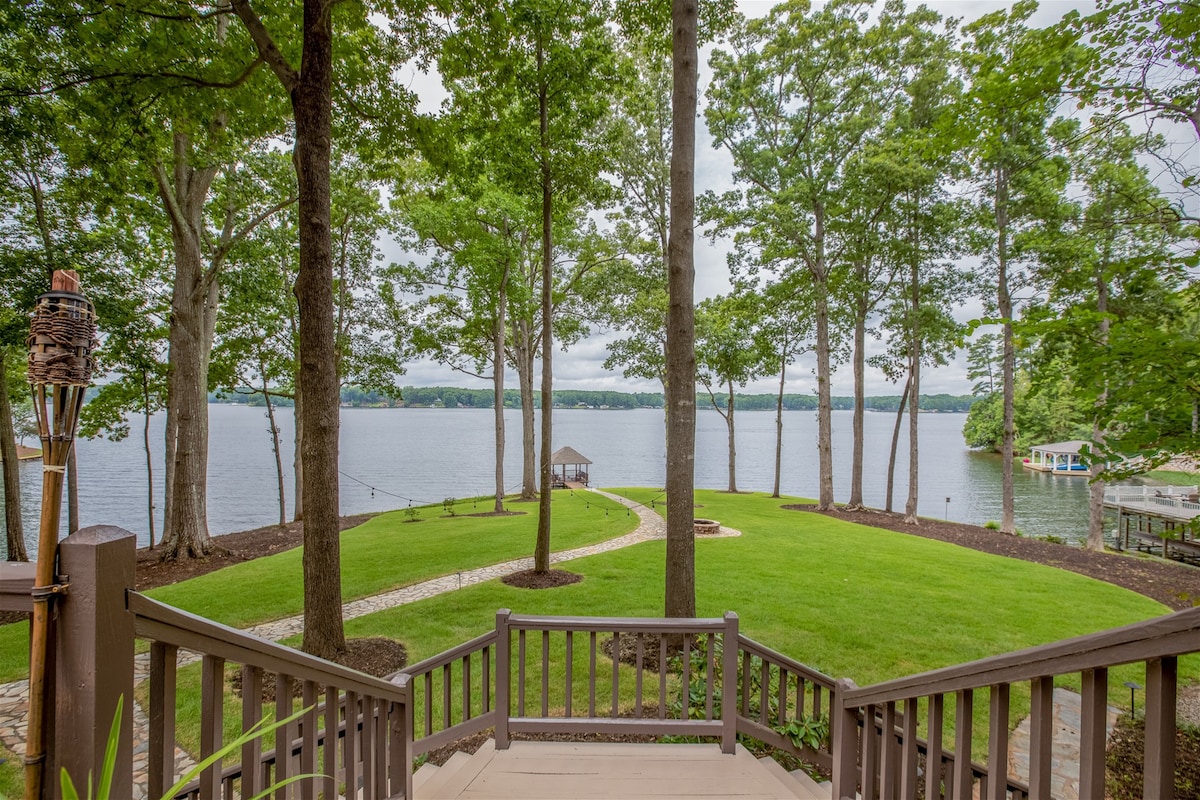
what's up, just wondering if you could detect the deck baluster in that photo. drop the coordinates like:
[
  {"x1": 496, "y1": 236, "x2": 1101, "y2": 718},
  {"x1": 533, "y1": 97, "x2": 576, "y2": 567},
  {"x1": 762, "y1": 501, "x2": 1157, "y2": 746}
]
[
  {"x1": 148, "y1": 642, "x2": 178, "y2": 799},
  {"x1": 343, "y1": 690, "x2": 358, "y2": 800},
  {"x1": 241, "y1": 665, "x2": 264, "y2": 799},
  {"x1": 1080, "y1": 669, "x2": 1108, "y2": 799},
  {"x1": 199, "y1": 655, "x2": 224, "y2": 800},
  {"x1": 1027, "y1": 677, "x2": 1053, "y2": 800},
  {"x1": 986, "y1": 684, "x2": 1010, "y2": 800},
  {"x1": 900, "y1": 697, "x2": 918, "y2": 800},
  {"x1": 542, "y1": 630, "x2": 551, "y2": 717},
  {"x1": 952, "y1": 690, "x2": 973, "y2": 800},
  {"x1": 274, "y1": 673, "x2": 294, "y2": 800},
  {"x1": 1144, "y1": 656, "x2": 1178, "y2": 799}
]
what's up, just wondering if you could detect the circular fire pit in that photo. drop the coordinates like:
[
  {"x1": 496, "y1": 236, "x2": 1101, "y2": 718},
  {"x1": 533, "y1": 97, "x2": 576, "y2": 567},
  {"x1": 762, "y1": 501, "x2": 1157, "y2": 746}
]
[{"x1": 693, "y1": 518, "x2": 721, "y2": 535}]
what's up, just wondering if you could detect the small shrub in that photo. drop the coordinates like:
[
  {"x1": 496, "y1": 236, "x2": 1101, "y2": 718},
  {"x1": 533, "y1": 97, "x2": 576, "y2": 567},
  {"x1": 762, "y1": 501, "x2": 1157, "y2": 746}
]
[
  {"x1": 442, "y1": 497, "x2": 457, "y2": 517},
  {"x1": 984, "y1": 520, "x2": 1000, "y2": 530},
  {"x1": 1041, "y1": 534, "x2": 1067, "y2": 545},
  {"x1": 403, "y1": 507, "x2": 420, "y2": 523}
]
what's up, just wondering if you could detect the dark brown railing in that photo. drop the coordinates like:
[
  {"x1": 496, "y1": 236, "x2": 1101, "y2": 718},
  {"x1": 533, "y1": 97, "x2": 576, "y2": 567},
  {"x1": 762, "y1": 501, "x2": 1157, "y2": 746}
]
[
  {"x1": 395, "y1": 609, "x2": 839, "y2": 763},
  {"x1": 832, "y1": 605, "x2": 1200, "y2": 800},
  {"x1": 129, "y1": 592, "x2": 413, "y2": 800}
]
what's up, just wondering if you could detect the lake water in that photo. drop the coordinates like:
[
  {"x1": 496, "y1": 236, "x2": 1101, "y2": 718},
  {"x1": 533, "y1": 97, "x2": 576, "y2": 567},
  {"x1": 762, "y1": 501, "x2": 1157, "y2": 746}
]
[{"x1": 0, "y1": 404, "x2": 1156, "y2": 559}]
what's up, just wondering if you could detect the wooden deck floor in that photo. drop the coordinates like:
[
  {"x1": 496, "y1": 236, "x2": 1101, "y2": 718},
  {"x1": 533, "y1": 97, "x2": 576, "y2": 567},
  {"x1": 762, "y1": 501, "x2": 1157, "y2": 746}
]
[{"x1": 414, "y1": 740, "x2": 821, "y2": 799}]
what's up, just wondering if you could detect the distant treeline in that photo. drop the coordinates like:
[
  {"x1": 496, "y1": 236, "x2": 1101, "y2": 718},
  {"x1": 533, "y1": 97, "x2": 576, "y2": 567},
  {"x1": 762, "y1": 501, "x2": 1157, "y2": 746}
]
[{"x1": 211, "y1": 387, "x2": 976, "y2": 413}]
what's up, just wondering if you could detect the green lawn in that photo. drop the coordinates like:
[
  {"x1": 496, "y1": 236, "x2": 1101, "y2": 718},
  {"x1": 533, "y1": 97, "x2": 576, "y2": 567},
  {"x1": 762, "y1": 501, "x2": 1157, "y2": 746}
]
[
  {"x1": 5, "y1": 488, "x2": 1196, "y2": 781},
  {"x1": 0, "y1": 491, "x2": 635, "y2": 682},
  {"x1": 1146, "y1": 470, "x2": 1200, "y2": 486}
]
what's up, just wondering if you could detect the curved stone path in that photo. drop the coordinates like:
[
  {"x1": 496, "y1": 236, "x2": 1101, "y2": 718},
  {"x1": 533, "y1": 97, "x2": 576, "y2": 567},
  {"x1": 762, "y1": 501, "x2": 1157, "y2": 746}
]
[{"x1": 0, "y1": 488, "x2": 673, "y2": 797}]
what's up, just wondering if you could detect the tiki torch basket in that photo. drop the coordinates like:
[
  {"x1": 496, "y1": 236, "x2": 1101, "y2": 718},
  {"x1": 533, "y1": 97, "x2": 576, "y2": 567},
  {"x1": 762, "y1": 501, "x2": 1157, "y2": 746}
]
[
  {"x1": 27, "y1": 286, "x2": 98, "y2": 388},
  {"x1": 22, "y1": 270, "x2": 98, "y2": 800}
]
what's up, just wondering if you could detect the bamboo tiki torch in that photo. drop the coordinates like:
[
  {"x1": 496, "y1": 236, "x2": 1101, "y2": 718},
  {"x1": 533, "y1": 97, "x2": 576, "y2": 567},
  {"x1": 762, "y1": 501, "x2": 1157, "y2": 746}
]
[{"x1": 23, "y1": 270, "x2": 98, "y2": 800}]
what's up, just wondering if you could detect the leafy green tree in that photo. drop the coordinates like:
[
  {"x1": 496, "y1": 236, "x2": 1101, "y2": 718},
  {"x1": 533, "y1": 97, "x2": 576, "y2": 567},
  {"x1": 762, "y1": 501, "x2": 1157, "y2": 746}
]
[
  {"x1": 391, "y1": 158, "x2": 535, "y2": 513},
  {"x1": 230, "y1": 0, "x2": 432, "y2": 659},
  {"x1": 706, "y1": 0, "x2": 927, "y2": 511},
  {"x1": 437, "y1": 0, "x2": 623, "y2": 572},
  {"x1": 696, "y1": 294, "x2": 769, "y2": 493},
  {"x1": 1027, "y1": 121, "x2": 1188, "y2": 548},
  {"x1": 960, "y1": 0, "x2": 1076, "y2": 533},
  {"x1": 753, "y1": 277, "x2": 812, "y2": 499}
]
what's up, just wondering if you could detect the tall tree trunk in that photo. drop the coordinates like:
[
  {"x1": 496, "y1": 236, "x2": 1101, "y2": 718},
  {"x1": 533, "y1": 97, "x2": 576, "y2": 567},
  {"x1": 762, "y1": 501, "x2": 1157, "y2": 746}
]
[
  {"x1": 772, "y1": 355, "x2": 786, "y2": 498},
  {"x1": 904, "y1": 245, "x2": 921, "y2": 525},
  {"x1": 996, "y1": 167, "x2": 1016, "y2": 534},
  {"x1": 848, "y1": 306, "x2": 866, "y2": 510},
  {"x1": 155, "y1": 131, "x2": 219, "y2": 560},
  {"x1": 1087, "y1": 254, "x2": 1112, "y2": 551},
  {"x1": 513, "y1": 320, "x2": 538, "y2": 500},
  {"x1": 0, "y1": 348, "x2": 26, "y2": 561},
  {"x1": 885, "y1": 376, "x2": 910, "y2": 513},
  {"x1": 264, "y1": 386, "x2": 286, "y2": 526},
  {"x1": 293, "y1": 0, "x2": 345, "y2": 659},
  {"x1": 493, "y1": 278, "x2": 508, "y2": 513},
  {"x1": 534, "y1": 39, "x2": 553, "y2": 574},
  {"x1": 292, "y1": 379, "x2": 304, "y2": 522},
  {"x1": 159, "y1": 175, "x2": 215, "y2": 559},
  {"x1": 665, "y1": 0, "x2": 698, "y2": 620},
  {"x1": 725, "y1": 383, "x2": 737, "y2": 492},
  {"x1": 813, "y1": 204, "x2": 834, "y2": 511},
  {"x1": 142, "y1": 374, "x2": 156, "y2": 549}
]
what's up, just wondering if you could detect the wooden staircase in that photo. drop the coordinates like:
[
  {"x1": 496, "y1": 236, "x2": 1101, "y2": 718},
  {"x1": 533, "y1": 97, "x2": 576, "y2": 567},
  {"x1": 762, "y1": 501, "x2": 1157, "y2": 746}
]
[{"x1": 410, "y1": 739, "x2": 833, "y2": 799}]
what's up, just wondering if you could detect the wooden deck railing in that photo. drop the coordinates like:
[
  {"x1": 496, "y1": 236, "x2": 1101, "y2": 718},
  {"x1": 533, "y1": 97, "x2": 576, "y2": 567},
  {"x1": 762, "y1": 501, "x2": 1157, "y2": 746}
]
[
  {"x1": 394, "y1": 610, "x2": 839, "y2": 762},
  {"x1": 129, "y1": 592, "x2": 413, "y2": 800},
  {"x1": 832, "y1": 605, "x2": 1200, "y2": 800}
]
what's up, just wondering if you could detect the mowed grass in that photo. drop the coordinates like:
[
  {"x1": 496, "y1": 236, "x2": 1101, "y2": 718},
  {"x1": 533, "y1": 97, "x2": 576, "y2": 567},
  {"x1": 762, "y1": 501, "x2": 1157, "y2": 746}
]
[
  {"x1": 347, "y1": 489, "x2": 1187, "y2": 686},
  {"x1": 0, "y1": 491, "x2": 635, "y2": 682}
]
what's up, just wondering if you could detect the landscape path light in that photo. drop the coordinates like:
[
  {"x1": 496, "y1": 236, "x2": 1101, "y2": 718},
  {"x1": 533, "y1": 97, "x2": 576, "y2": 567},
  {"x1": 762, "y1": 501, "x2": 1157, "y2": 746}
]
[{"x1": 23, "y1": 269, "x2": 98, "y2": 800}]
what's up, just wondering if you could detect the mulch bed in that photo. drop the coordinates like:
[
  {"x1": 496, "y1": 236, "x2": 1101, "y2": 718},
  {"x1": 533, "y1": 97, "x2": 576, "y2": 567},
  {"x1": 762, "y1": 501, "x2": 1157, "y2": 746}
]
[
  {"x1": 134, "y1": 513, "x2": 376, "y2": 591},
  {"x1": 782, "y1": 504, "x2": 1200, "y2": 611},
  {"x1": 501, "y1": 569, "x2": 583, "y2": 589}
]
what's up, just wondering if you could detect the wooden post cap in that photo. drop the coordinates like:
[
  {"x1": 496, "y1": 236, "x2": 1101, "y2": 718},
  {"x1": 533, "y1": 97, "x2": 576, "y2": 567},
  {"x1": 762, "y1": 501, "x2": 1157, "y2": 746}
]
[{"x1": 51, "y1": 270, "x2": 81, "y2": 293}]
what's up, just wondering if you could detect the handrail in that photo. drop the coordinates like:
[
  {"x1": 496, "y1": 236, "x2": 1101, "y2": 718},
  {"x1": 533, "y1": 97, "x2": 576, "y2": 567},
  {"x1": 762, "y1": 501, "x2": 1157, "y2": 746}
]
[
  {"x1": 507, "y1": 613, "x2": 728, "y2": 633},
  {"x1": 842, "y1": 605, "x2": 1200, "y2": 706},
  {"x1": 129, "y1": 591, "x2": 408, "y2": 701},
  {"x1": 738, "y1": 634, "x2": 835, "y2": 687},
  {"x1": 394, "y1": 630, "x2": 497, "y2": 679}
]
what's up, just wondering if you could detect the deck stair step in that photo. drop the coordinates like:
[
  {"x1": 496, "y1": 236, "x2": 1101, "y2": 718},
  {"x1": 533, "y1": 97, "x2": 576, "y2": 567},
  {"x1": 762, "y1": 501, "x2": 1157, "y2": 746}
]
[
  {"x1": 417, "y1": 739, "x2": 496, "y2": 799},
  {"x1": 412, "y1": 761, "x2": 441, "y2": 793},
  {"x1": 756, "y1": 756, "x2": 829, "y2": 799},
  {"x1": 788, "y1": 767, "x2": 834, "y2": 799}
]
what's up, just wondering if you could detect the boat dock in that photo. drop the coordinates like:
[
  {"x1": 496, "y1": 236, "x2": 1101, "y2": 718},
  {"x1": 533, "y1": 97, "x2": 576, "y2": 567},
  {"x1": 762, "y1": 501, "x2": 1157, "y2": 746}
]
[{"x1": 1104, "y1": 485, "x2": 1200, "y2": 563}]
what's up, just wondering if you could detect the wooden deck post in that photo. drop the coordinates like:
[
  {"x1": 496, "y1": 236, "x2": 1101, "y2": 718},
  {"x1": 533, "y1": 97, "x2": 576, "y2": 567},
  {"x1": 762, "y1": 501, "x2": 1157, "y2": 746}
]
[
  {"x1": 53, "y1": 526, "x2": 136, "y2": 800},
  {"x1": 495, "y1": 609, "x2": 511, "y2": 749},
  {"x1": 831, "y1": 678, "x2": 859, "y2": 800},
  {"x1": 721, "y1": 612, "x2": 738, "y2": 754}
]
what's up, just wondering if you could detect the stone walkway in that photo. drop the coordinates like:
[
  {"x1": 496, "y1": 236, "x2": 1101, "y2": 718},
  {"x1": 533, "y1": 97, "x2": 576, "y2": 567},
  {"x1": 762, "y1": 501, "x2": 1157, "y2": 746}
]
[
  {"x1": 1007, "y1": 687, "x2": 1121, "y2": 800},
  {"x1": 0, "y1": 488, "x2": 673, "y2": 796}
]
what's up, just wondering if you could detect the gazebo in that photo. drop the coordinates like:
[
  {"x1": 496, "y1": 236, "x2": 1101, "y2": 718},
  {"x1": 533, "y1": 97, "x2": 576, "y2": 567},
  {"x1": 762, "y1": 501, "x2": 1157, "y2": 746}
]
[{"x1": 550, "y1": 446, "x2": 592, "y2": 487}]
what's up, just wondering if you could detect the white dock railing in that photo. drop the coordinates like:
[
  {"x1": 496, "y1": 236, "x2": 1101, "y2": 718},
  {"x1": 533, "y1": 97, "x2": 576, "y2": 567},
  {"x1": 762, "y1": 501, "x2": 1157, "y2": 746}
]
[{"x1": 1103, "y1": 485, "x2": 1200, "y2": 519}]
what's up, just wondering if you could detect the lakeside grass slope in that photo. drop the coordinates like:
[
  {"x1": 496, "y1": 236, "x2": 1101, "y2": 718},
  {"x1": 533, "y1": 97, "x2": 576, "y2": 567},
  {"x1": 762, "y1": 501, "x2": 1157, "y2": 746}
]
[
  {"x1": 0, "y1": 491, "x2": 633, "y2": 682},
  {"x1": 3, "y1": 487, "x2": 1194, "y2": 776}
]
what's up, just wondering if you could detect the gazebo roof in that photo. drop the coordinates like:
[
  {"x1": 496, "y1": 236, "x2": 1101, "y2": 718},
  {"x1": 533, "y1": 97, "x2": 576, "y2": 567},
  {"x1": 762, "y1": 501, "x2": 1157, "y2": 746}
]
[
  {"x1": 551, "y1": 446, "x2": 592, "y2": 465},
  {"x1": 1030, "y1": 440, "x2": 1089, "y2": 455}
]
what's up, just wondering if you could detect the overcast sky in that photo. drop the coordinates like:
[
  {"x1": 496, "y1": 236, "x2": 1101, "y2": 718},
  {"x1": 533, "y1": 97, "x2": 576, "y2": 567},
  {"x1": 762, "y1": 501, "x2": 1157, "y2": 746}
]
[{"x1": 386, "y1": 0, "x2": 1099, "y2": 398}]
